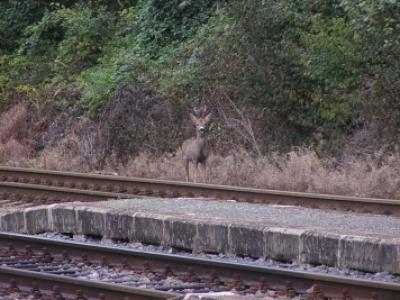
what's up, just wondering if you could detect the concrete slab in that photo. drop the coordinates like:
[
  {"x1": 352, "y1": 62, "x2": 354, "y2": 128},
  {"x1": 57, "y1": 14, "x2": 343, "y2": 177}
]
[
  {"x1": 25, "y1": 207, "x2": 48, "y2": 234},
  {"x1": 0, "y1": 210, "x2": 25, "y2": 232},
  {"x1": 300, "y1": 231, "x2": 340, "y2": 266},
  {"x1": 2, "y1": 197, "x2": 400, "y2": 274},
  {"x1": 193, "y1": 221, "x2": 229, "y2": 254},
  {"x1": 338, "y1": 235, "x2": 391, "y2": 273},
  {"x1": 51, "y1": 205, "x2": 77, "y2": 234},
  {"x1": 264, "y1": 227, "x2": 303, "y2": 263},
  {"x1": 77, "y1": 208, "x2": 106, "y2": 237},
  {"x1": 104, "y1": 212, "x2": 134, "y2": 241},
  {"x1": 134, "y1": 212, "x2": 170, "y2": 246},
  {"x1": 94, "y1": 198, "x2": 400, "y2": 238},
  {"x1": 228, "y1": 224, "x2": 264, "y2": 258},
  {"x1": 170, "y1": 218, "x2": 197, "y2": 250}
]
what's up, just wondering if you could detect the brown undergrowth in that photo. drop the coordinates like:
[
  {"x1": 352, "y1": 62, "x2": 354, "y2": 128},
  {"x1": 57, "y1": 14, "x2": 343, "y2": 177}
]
[
  {"x1": 5, "y1": 137, "x2": 400, "y2": 199},
  {"x1": 111, "y1": 150, "x2": 400, "y2": 199},
  {"x1": 0, "y1": 103, "x2": 32, "y2": 166},
  {"x1": 4, "y1": 132, "x2": 400, "y2": 200},
  {"x1": 0, "y1": 103, "x2": 400, "y2": 200}
]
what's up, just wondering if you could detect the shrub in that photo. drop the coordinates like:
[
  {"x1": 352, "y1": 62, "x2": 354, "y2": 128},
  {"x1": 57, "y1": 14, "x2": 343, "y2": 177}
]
[
  {"x1": 0, "y1": 1, "x2": 47, "y2": 54},
  {"x1": 0, "y1": 0, "x2": 400, "y2": 159}
]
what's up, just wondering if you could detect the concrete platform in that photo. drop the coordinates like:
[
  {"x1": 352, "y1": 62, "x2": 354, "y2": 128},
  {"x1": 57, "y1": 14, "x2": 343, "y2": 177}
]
[{"x1": 1, "y1": 197, "x2": 400, "y2": 274}]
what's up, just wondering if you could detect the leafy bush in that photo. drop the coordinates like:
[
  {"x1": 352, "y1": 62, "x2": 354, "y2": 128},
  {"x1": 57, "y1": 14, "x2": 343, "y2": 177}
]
[
  {"x1": 187, "y1": 0, "x2": 400, "y2": 152},
  {"x1": 0, "y1": 0, "x2": 399, "y2": 157},
  {"x1": 0, "y1": 1, "x2": 46, "y2": 54},
  {"x1": 134, "y1": 0, "x2": 218, "y2": 56}
]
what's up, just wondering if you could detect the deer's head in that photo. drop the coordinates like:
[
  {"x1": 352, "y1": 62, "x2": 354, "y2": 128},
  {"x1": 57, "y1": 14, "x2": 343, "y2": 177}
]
[{"x1": 190, "y1": 113, "x2": 211, "y2": 138}]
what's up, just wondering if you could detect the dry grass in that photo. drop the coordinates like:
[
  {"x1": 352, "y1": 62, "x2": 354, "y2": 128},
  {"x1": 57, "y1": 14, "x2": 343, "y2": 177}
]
[
  {"x1": 1, "y1": 103, "x2": 400, "y2": 200},
  {"x1": 0, "y1": 103, "x2": 32, "y2": 166},
  {"x1": 35, "y1": 124, "x2": 102, "y2": 172},
  {"x1": 0, "y1": 103, "x2": 28, "y2": 142},
  {"x1": 0, "y1": 138, "x2": 31, "y2": 166},
  {"x1": 112, "y1": 149, "x2": 400, "y2": 199},
  {"x1": 6, "y1": 137, "x2": 400, "y2": 199}
]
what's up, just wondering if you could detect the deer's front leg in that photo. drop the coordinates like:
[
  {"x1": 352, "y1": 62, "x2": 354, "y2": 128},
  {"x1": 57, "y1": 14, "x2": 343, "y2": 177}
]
[
  {"x1": 200, "y1": 162, "x2": 207, "y2": 183},
  {"x1": 193, "y1": 162, "x2": 199, "y2": 183}
]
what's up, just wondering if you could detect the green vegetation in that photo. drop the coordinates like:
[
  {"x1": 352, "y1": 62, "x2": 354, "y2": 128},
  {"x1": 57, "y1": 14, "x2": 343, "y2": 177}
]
[{"x1": 0, "y1": 0, "x2": 399, "y2": 156}]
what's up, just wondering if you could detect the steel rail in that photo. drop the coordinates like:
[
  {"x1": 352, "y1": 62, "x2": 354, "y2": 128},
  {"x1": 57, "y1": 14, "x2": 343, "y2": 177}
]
[
  {"x1": 0, "y1": 166, "x2": 399, "y2": 216},
  {"x1": 0, "y1": 266, "x2": 180, "y2": 300},
  {"x1": 0, "y1": 232, "x2": 399, "y2": 300},
  {"x1": 0, "y1": 181, "x2": 139, "y2": 203}
]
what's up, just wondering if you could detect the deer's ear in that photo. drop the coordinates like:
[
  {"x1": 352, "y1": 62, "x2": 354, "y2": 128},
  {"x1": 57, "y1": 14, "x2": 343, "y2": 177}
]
[
  {"x1": 190, "y1": 113, "x2": 198, "y2": 124},
  {"x1": 204, "y1": 113, "x2": 212, "y2": 124}
]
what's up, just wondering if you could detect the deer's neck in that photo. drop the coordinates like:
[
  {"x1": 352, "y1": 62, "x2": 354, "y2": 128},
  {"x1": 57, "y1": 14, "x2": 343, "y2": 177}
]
[{"x1": 196, "y1": 134, "x2": 207, "y2": 143}]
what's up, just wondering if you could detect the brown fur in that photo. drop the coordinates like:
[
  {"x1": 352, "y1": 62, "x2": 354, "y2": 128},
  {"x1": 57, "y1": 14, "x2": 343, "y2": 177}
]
[{"x1": 181, "y1": 112, "x2": 212, "y2": 182}]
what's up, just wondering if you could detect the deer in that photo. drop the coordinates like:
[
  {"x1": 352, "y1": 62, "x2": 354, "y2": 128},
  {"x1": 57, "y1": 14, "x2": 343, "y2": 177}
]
[{"x1": 181, "y1": 107, "x2": 212, "y2": 182}]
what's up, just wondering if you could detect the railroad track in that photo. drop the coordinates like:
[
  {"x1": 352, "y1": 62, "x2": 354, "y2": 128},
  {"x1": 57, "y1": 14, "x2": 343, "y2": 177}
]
[
  {"x1": 0, "y1": 166, "x2": 399, "y2": 216},
  {"x1": 0, "y1": 267, "x2": 177, "y2": 300},
  {"x1": 0, "y1": 232, "x2": 398, "y2": 300}
]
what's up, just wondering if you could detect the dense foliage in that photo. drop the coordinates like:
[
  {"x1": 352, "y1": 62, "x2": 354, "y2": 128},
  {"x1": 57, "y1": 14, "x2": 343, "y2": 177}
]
[{"x1": 0, "y1": 0, "x2": 399, "y2": 156}]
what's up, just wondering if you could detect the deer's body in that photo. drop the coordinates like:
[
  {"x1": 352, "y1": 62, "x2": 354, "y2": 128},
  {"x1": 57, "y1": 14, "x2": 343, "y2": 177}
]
[
  {"x1": 181, "y1": 112, "x2": 211, "y2": 182},
  {"x1": 182, "y1": 136, "x2": 209, "y2": 164}
]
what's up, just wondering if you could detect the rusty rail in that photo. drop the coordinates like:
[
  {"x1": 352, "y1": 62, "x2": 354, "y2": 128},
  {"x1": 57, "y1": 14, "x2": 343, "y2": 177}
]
[
  {"x1": 0, "y1": 181, "x2": 138, "y2": 203},
  {"x1": 0, "y1": 232, "x2": 399, "y2": 300},
  {"x1": 0, "y1": 166, "x2": 399, "y2": 216},
  {"x1": 0, "y1": 266, "x2": 179, "y2": 300}
]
